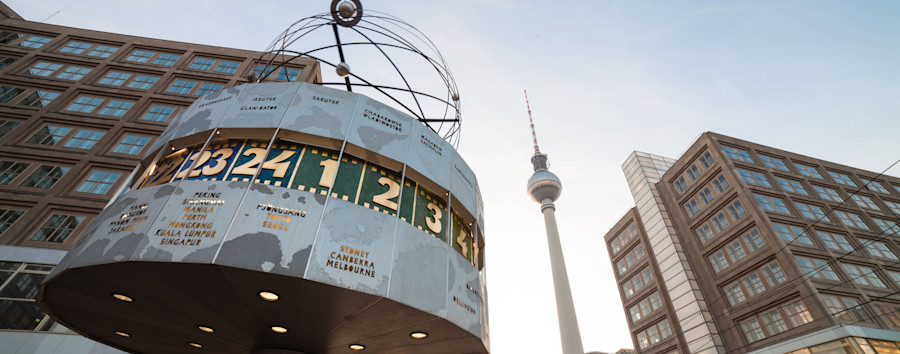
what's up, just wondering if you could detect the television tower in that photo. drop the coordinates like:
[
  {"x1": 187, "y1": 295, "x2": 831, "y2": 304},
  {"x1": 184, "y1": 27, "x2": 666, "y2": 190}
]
[{"x1": 524, "y1": 91, "x2": 584, "y2": 354}]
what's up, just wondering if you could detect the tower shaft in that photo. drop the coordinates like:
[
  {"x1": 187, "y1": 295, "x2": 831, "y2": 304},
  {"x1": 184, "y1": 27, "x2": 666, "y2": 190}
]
[{"x1": 540, "y1": 199, "x2": 584, "y2": 354}]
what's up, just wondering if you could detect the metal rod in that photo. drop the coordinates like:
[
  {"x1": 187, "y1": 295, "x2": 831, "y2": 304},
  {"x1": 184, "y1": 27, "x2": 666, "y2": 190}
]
[{"x1": 332, "y1": 23, "x2": 353, "y2": 92}]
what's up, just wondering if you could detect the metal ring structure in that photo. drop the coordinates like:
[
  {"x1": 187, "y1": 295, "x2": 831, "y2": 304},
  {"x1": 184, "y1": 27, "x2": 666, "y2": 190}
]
[
  {"x1": 330, "y1": 0, "x2": 363, "y2": 27},
  {"x1": 253, "y1": 8, "x2": 462, "y2": 147}
]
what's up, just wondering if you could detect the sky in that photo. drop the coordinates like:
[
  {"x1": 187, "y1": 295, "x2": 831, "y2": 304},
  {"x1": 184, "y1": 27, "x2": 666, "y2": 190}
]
[{"x1": 9, "y1": 0, "x2": 900, "y2": 353}]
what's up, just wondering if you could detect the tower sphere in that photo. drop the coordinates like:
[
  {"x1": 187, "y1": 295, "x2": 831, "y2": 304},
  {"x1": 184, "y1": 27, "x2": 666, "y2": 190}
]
[{"x1": 528, "y1": 169, "x2": 562, "y2": 203}]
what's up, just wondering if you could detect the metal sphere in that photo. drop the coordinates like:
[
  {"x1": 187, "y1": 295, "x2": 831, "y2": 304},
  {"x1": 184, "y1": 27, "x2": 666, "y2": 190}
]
[
  {"x1": 527, "y1": 170, "x2": 562, "y2": 203},
  {"x1": 336, "y1": 62, "x2": 351, "y2": 78},
  {"x1": 337, "y1": 1, "x2": 355, "y2": 19}
]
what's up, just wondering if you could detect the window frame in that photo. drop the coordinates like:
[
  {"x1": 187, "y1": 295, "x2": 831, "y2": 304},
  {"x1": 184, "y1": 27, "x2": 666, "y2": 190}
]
[
  {"x1": 27, "y1": 212, "x2": 86, "y2": 244},
  {"x1": 23, "y1": 123, "x2": 109, "y2": 151},
  {"x1": 722, "y1": 145, "x2": 754, "y2": 163},
  {"x1": 18, "y1": 164, "x2": 70, "y2": 190},
  {"x1": 63, "y1": 95, "x2": 136, "y2": 118},
  {"x1": 0, "y1": 85, "x2": 61, "y2": 109},
  {"x1": 73, "y1": 169, "x2": 123, "y2": 196},
  {"x1": 110, "y1": 133, "x2": 153, "y2": 156},
  {"x1": 95, "y1": 68, "x2": 162, "y2": 90},
  {"x1": 56, "y1": 40, "x2": 122, "y2": 58},
  {"x1": 124, "y1": 48, "x2": 183, "y2": 66}
]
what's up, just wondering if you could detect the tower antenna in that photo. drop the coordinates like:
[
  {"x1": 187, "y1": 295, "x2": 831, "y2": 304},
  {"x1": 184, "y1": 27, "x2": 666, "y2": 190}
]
[{"x1": 525, "y1": 90, "x2": 540, "y2": 153}]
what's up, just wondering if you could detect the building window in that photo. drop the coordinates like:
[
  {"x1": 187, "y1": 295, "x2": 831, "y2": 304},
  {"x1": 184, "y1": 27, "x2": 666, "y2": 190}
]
[
  {"x1": 58, "y1": 41, "x2": 91, "y2": 54},
  {"x1": 17, "y1": 90, "x2": 60, "y2": 107},
  {"x1": 673, "y1": 176, "x2": 687, "y2": 193},
  {"x1": 795, "y1": 256, "x2": 840, "y2": 281},
  {"x1": 189, "y1": 57, "x2": 215, "y2": 70},
  {"x1": 761, "y1": 262, "x2": 786, "y2": 286},
  {"x1": 711, "y1": 212, "x2": 729, "y2": 232},
  {"x1": 76, "y1": 170, "x2": 120, "y2": 194},
  {"x1": 698, "y1": 187, "x2": 714, "y2": 205},
  {"x1": 850, "y1": 195, "x2": 879, "y2": 210},
  {"x1": 817, "y1": 231, "x2": 854, "y2": 252},
  {"x1": 773, "y1": 223, "x2": 814, "y2": 246},
  {"x1": 254, "y1": 65, "x2": 301, "y2": 81},
  {"x1": 0, "y1": 208, "x2": 24, "y2": 234},
  {"x1": 98, "y1": 71, "x2": 131, "y2": 86},
  {"x1": 152, "y1": 53, "x2": 180, "y2": 66},
  {"x1": 127, "y1": 74, "x2": 159, "y2": 90},
  {"x1": 112, "y1": 135, "x2": 150, "y2": 155},
  {"x1": 710, "y1": 251, "x2": 728, "y2": 273},
  {"x1": 775, "y1": 177, "x2": 808, "y2": 195},
  {"x1": 884, "y1": 201, "x2": 900, "y2": 214},
  {"x1": 26, "y1": 62, "x2": 62, "y2": 77},
  {"x1": 833, "y1": 210, "x2": 870, "y2": 230},
  {"x1": 19, "y1": 165, "x2": 69, "y2": 189},
  {"x1": 214, "y1": 60, "x2": 240, "y2": 73},
  {"x1": 795, "y1": 202, "x2": 828, "y2": 221},
  {"x1": 0, "y1": 119, "x2": 20, "y2": 138},
  {"x1": 30, "y1": 214, "x2": 83, "y2": 243},
  {"x1": 635, "y1": 319, "x2": 672, "y2": 349},
  {"x1": 616, "y1": 244, "x2": 645, "y2": 275},
  {"x1": 0, "y1": 31, "x2": 23, "y2": 44},
  {"x1": 795, "y1": 163, "x2": 823, "y2": 179},
  {"x1": 743, "y1": 229, "x2": 765, "y2": 252},
  {"x1": 864, "y1": 241, "x2": 898, "y2": 260},
  {"x1": 66, "y1": 96, "x2": 104, "y2": 113},
  {"x1": 698, "y1": 151, "x2": 715, "y2": 169},
  {"x1": 873, "y1": 218, "x2": 900, "y2": 236},
  {"x1": 623, "y1": 268, "x2": 653, "y2": 299},
  {"x1": 167, "y1": 79, "x2": 197, "y2": 94},
  {"x1": 725, "y1": 283, "x2": 746, "y2": 305},
  {"x1": 821, "y1": 295, "x2": 871, "y2": 323},
  {"x1": 610, "y1": 223, "x2": 637, "y2": 255},
  {"x1": 686, "y1": 165, "x2": 701, "y2": 181},
  {"x1": 760, "y1": 155, "x2": 789, "y2": 171},
  {"x1": 55, "y1": 66, "x2": 91, "y2": 81},
  {"x1": 828, "y1": 171, "x2": 857, "y2": 187},
  {"x1": 26, "y1": 125, "x2": 71, "y2": 145},
  {"x1": 725, "y1": 240, "x2": 746, "y2": 262},
  {"x1": 0, "y1": 55, "x2": 17, "y2": 69},
  {"x1": 98, "y1": 100, "x2": 134, "y2": 117},
  {"x1": 629, "y1": 292, "x2": 662, "y2": 324},
  {"x1": 195, "y1": 82, "x2": 224, "y2": 96},
  {"x1": 62, "y1": 129, "x2": 104, "y2": 149},
  {"x1": 722, "y1": 146, "x2": 753, "y2": 163},
  {"x1": 743, "y1": 273, "x2": 766, "y2": 297},
  {"x1": 0, "y1": 86, "x2": 24, "y2": 103},
  {"x1": 873, "y1": 303, "x2": 900, "y2": 329},
  {"x1": 782, "y1": 300, "x2": 813, "y2": 327},
  {"x1": 87, "y1": 45, "x2": 118, "y2": 58},
  {"x1": 126, "y1": 50, "x2": 154, "y2": 63},
  {"x1": 840, "y1": 263, "x2": 886, "y2": 288},
  {"x1": 737, "y1": 169, "x2": 772, "y2": 187},
  {"x1": 0, "y1": 262, "x2": 57, "y2": 331},
  {"x1": 727, "y1": 200, "x2": 746, "y2": 220},
  {"x1": 19, "y1": 36, "x2": 52, "y2": 48},
  {"x1": 861, "y1": 179, "x2": 890, "y2": 194},
  {"x1": 755, "y1": 194, "x2": 791, "y2": 214},
  {"x1": 760, "y1": 309, "x2": 787, "y2": 335},
  {"x1": 813, "y1": 185, "x2": 842, "y2": 202},
  {"x1": 142, "y1": 104, "x2": 176, "y2": 122},
  {"x1": 888, "y1": 271, "x2": 900, "y2": 287},
  {"x1": 712, "y1": 174, "x2": 729, "y2": 192},
  {"x1": 696, "y1": 224, "x2": 713, "y2": 243},
  {"x1": 740, "y1": 318, "x2": 764, "y2": 343},
  {"x1": 684, "y1": 199, "x2": 699, "y2": 217},
  {"x1": 0, "y1": 161, "x2": 30, "y2": 184},
  {"x1": 276, "y1": 67, "x2": 300, "y2": 81}
]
